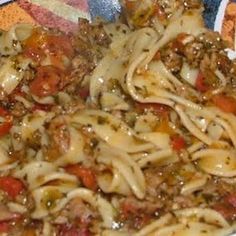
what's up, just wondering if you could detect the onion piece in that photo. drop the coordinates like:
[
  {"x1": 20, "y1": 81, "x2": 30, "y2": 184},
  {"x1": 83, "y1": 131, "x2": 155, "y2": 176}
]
[{"x1": 180, "y1": 62, "x2": 199, "y2": 86}]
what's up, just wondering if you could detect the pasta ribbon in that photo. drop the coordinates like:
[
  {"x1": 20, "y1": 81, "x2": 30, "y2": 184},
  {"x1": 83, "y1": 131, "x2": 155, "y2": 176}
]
[{"x1": 71, "y1": 110, "x2": 153, "y2": 153}]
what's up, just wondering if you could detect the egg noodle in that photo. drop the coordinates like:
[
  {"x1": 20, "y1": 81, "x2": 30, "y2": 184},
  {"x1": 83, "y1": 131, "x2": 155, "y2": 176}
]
[{"x1": 0, "y1": 0, "x2": 236, "y2": 235}]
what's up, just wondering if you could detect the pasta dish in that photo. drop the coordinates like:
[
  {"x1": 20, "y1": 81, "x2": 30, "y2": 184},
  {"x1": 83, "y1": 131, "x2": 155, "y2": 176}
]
[{"x1": 0, "y1": 0, "x2": 236, "y2": 235}]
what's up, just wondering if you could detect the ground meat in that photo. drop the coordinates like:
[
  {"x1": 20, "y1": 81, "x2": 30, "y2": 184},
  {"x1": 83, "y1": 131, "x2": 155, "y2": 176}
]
[
  {"x1": 161, "y1": 48, "x2": 183, "y2": 73},
  {"x1": 75, "y1": 32, "x2": 97, "y2": 63},
  {"x1": 121, "y1": 197, "x2": 161, "y2": 215},
  {"x1": 199, "y1": 54, "x2": 220, "y2": 88},
  {"x1": 70, "y1": 55, "x2": 95, "y2": 82},
  {"x1": 44, "y1": 117, "x2": 70, "y2": 161},
  {"x1": 10, "y1": 102, "x2": 27, "y2": 118},
  {"x1": 200, "y1": 53, "x2": 217, "y2": 72},
  {"x1": 173, "y1": 195, "x2": 199, "y2": 209},
  {"x1": 183, "y1": 41, "x2": 204, "y2": 67},
  {"x1": 158, "y1": 0, "x2": 182, "y2": 16},
  {"x1": 78, "y1": 19, "x2": 111, "y2": 47},
  {"x1": 68, "y1": 20, "x2": 111, "y2": 97},
  {"x1": 198, "y1": 31, "x2": 225, "y2": 51},
  {"x1": 119, "y1": 197, "x2": 161, "y2": 229},
  {"x1": 217, "y1": 53, "x2": 232, "y2": 75},
  {"x1": 25, "y1": 130, "x2": 42, "y2": 150},
  {"x1": 67, "y1": 198, "x2": 97, "y2": 225},
  {"x1": 229, "y1": 63, "x2": 236, "y2": 90},
  {"x1": 144, "y1": 169, "x2": 164, "y2": 198},
  {"x1": 90, "y1": 23, "x2": 111, "y2": 46}
]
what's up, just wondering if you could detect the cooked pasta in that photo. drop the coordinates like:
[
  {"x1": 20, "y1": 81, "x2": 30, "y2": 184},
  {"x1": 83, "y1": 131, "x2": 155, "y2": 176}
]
[{"x1": 0, "y1": 0, "x2": 236, "y2": 235}]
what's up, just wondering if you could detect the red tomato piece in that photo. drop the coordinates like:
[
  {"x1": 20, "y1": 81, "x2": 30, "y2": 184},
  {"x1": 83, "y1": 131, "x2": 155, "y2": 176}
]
[
  {"x1": 23, "y1": 47, "x2": 45, "y2": 62},
  {"x1": 0, "y1": 107, "x2": 13, "y2": 137},
  {"x1": 78, "y1": 88, "x2": 90, "y2": 100},
  {"x1": 64, "y1": 165, "x2": 98, "y2": 191},
  {"x1": 195, "y1": 72, "x2": 209, "y2": 92},
  {"x1": 225, "y1": 193, "x2": 236, "y2": 208},
  {"x1": 172, "y1": 33, "x2": 190, "y2": 53},
  {"x1": 46, "y1": 35, "x2": 74, "y2": 58},
  {"x1": 171, "y1": 135, "x2": 186, "y2": 151},
  {"x1": 0, "y1": 222, "x2": 9, "y2": 233},
  {"x1": 121, "y1": 200, "x2": 151, "y2": 229},
  {"x1": 121, "y1": 201, "x2": 139, "y2": 218},
  {"x1": 23, "y1": 29, "x2": 74, "y2": 65},
  {"x1": 213, "y1": 193, "x2": 236, "y2": 220},
  {"x1": 212, "y1": 94, "x2": 236, "y2": 114},
  {"x1": 29, "y1": 66, "x2": 64, "y2": 97},
  {"x1": 0, "y1": 107, "x2": 9, "y2": 117},
  {"x1": 0, "y1": 177, "x2": 24, "y2": 199},
  {"x1": 213, "y1": 203, "x2": 236, "y2": 220},
  {"x1": 23, "y1": 29, "x2": 48, "y2": 62}
]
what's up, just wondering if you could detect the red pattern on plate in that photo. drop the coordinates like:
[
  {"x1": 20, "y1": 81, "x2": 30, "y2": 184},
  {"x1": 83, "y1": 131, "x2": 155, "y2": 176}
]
[
  {"x1": 17, "y1": 0, "x2": 89, "y2": 33},
  {"x1": 62, "y1": 0, "x2": 89, "y2": 11}
]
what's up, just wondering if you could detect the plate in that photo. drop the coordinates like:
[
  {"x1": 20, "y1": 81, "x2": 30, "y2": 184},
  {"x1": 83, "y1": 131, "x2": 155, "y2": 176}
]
[
  {"x1": 0, "y1": 1, "x2": 236, "y2": 236},
  {"x1": 0, "y1": 0, "x2": 224, "y2": 30}
]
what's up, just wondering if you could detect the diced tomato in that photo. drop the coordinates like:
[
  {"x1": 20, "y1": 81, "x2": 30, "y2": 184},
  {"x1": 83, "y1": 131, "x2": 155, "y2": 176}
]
[
  {"x1": 46, "y1": 35, "x2": 74, "y2": 58},
  {"x1": 23, "y1": 47, "x2": 44, "y2": 62},
  {"x1": 0, "y1": 222, "x2": 9, "y2": 233},
  {"x1": 23, "y1": 29, "x2": 48, "y2": 62},
  {"x1": 171, "y1": 134, "x2": 186, "y2": 151},
  {"x1": 23, "y1": 29, "x2": 74, "y2": 67},
  {"x1": 213, "y1": 203, "x2": 236, "y2": 220},
  {"x1": 212, "y1": 94, "x2": 236, "y2": 114},
  {"x1": 136, "y1": 102, "x2": 170, "y2": 117},
  {"x1": 0, "y1": 107, "x2": 13, "y2": 137},
  {"x1": 153, "y1": 51, "x2": 161, "y2": 60},
  {"x1": 0, "y1": 107, "x2": 9, "y2": 117},
  {"x1": 172, "y1": 33, "x2": 189, "y2": 53},
  {"x1": 64, "y1": 165, "x2": 97, "y2": 191},
  {"x1": 225, "y1": 193, "x2": 236, "y2": 208},
  {"x1": 176, "y1": 33, "x2": 190, "y2": 42},
  {"x1": 29, "y1": 66, "x2": 64, "y2": 97},
  {"x1": 195, "y1": 72, "x2": 209, "y2": 92},
  {"x1": 78, "y1": 88, "x2": 90, "y2": 100},
  {"x1": 213, "y1": 193, "x2": 236, "y2": 220},
  {"x1": 121, "y1": 201, "x2": 139, "y2": 218},
  {"x1": 0, "y1": 177, "x2": 24, "y2": 199},
  {"x1": 121, "y1": 200, "x2": 151, "y2": 229}
]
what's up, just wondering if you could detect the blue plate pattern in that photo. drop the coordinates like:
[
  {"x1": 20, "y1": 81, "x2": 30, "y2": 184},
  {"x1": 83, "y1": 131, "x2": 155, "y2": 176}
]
[
  {"x1": 88, "y1": 0, "x2": 221, "y2": 29},
  {"x1": 88, "y1": 0, "x2": 121, "y2": 21},
  {"x1": 203, "y1": 0, "x2": 222, "y2": 29}
]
